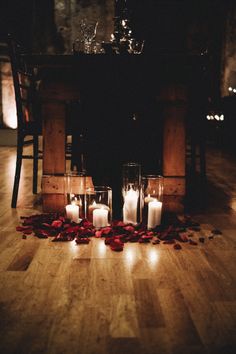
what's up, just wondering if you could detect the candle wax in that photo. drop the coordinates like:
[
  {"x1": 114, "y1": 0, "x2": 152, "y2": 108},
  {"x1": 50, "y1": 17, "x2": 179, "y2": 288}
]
[
  {"x1": 123, "y1": 188, "x2": 138, "y2": 225},
  {"x1": 93, "y1": 208, "x2": 108, "y2": 228},
  {"x1": 66, "y1": 204, "x2": 80, "y2": 223},
  {"x1": 147, "y1": 200, "x2": 162, "y2": 229}
]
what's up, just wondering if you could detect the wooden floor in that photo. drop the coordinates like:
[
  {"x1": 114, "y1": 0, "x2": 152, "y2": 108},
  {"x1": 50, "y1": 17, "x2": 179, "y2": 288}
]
[{"x1": 0, "y1": 145, "x2": 236, "y2": 354}]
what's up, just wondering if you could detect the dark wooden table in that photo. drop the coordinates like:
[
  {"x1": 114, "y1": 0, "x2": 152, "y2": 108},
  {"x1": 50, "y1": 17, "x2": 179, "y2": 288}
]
[{"x1": 25, "y1": 54, "x2": 206, "y2": 213}]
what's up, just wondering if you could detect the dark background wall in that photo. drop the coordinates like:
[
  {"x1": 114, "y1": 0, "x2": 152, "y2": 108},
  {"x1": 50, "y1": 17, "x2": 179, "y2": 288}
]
[
  {"x1": 1, "y1": 0, "x2": 236, "y2": 129},
  {"x1": 0, "y1": 0, "x2": 234, "y2": 94}
]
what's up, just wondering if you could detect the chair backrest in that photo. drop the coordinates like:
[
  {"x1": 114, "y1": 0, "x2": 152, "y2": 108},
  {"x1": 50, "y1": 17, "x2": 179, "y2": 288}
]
[{"x1": 7, "y1": 34, "x2": 40, "y2": 132}]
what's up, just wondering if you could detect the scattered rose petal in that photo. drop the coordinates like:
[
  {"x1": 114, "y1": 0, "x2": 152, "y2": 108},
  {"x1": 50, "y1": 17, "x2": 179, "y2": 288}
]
[
  {"x1": 81, "y1": 219, "x2": 93, "y2": 228},
  {"x1": 174, "y1": 243, "x2": 182, "y2": 250},
  {"x1": 75, "y1": 238, "x2": 90, "y2": 244},
  {"x1": 163, "y1": 239, "x2": 176, "y2": 244},
  {"x1": 95, "y1": 230, "x2": 102, "y2": 238},
  {"x1": 178, "y1": 233, "x2": 189, "y2": 242},
  {"x1": 100, "y1": 227, "x2": 112, "y2": 236},
  {"x1": 51, "y1": 220, "x2": 63, "y2": 228},
  {"x1": 189, "y1": 239, "x2": 198, "y2": 245},
  {"x1": 109, "y1": 238, "x2": 124, "y2": 252},
  {"x1": 16, "y1": 213, "x2": 217, "y2": 252},
  {"x1": 211, "y1": 229, "x2": 222, "y2": 235},
  {"x1": 139, "y1": 235, "x2": 151, "y2": 243},
  {"x1": 113, "y1": 221, "x2": 126, "y2": 227},
  {"x1": 34, "y1": 229, "x2": 50, "y2": 238},
  {"x1": 189, "y1": 226, "x2": 201, "y2": 232},
  {"x1": 104, "y1": 237, "x2": 112, "y2": 245},
  {"x1": 152, "y1": 239, "x2": 160, "y2": 245},
  {"x1": 16, "y1": 226, "x2": 33, "y2": 232},
  {"x1": 124, "y1": 225, "x2": 135, "y2": 233}
]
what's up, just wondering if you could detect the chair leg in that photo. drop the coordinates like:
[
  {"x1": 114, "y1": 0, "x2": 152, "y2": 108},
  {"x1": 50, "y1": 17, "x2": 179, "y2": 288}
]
[
  {"x1": 11, "y1": 137, "x2": 24, "y2": 208},
  {"x1": 190, "y1": 137, "x2": 196, "y2": 175},
  {"x1": 33, "y1": 134, "x2": 38, "y2": 194},
  {"x1": 199, "y1": 137, "x2": 206, "y2": 179},
  {"x1": 71, "y1": 131, "x2": 79, "y2": 171}
]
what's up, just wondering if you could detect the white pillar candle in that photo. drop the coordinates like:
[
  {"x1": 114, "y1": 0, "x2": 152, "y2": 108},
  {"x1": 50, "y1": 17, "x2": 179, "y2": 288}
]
[
  {"x1": 93, "y1": 208, "x2": 108, "y2": 228},
  {"x1": 123, "y1": 188, "x2": 139, "y2": 225},
  {"x1": 147, "y1": 200, "x2": 162, "y2": 229},
  {"x1": 66, "y1": 203, "x2": 80, "y2": 223}
]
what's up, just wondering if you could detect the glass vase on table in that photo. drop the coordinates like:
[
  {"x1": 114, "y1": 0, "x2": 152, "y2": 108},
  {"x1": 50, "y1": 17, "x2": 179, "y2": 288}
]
[{"x1": 81, "y1": 19, "x2": 99, "y2": 54}]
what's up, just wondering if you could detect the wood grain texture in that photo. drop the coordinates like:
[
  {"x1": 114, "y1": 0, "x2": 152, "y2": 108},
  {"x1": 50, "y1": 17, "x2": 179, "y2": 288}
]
[
  {"x1": 42, "y1": 100, "x2": 66, "y2": 175},
  {"x1": 1, "y1": 145, "x2": 236, "y2": 353}
]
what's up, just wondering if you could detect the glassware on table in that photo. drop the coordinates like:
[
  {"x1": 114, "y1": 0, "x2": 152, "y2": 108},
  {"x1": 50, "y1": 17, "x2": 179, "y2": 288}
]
[
  {"x1": 129, "y1": 39, "x2": 145, "y2": 54},
  {"x1": 80, "y1": 19, "x2": 99, "y2": 54},
  {"x1": 86, "y1": 186, "x2": 112, "y2": 228},
  {"x1": 73, "y1": 38, "x2": 84, "y2": 54}
]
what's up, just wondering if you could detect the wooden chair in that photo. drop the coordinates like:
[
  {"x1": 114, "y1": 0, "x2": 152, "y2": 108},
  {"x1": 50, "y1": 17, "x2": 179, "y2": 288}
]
[{"x1": 7, "y1": 35, "x2": 75, "y2": 208}]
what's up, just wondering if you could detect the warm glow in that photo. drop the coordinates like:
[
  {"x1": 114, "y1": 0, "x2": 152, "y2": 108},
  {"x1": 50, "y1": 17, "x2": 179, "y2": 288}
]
[
  {"x1": 124, "y1": 246, "x2": 136, "y2": 269},
  {"x1": 97, "y1": 240, "x2": 107, "y2": 256},
  {"x1": 206, "y1": 114, "x2": 224, "y2": 121},
  {"x1": 147, "y1": 248, "x2": 160, "y2": 269},
  {"x1": 228, "y1": 86, "x2": 236, "y2": 94},
  {"x1": 1, "y1": 63, "x2": 17, "y2": 129},
  {"x1": 230, "y1": 199, "x2": 236, "y2": 211}
]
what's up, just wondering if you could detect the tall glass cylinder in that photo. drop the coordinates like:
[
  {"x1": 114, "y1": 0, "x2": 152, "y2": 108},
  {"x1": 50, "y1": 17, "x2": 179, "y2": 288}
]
[
  {"x1": 65, "y1": 171, "x2": 87, "y2": 219},
  {"x1": 122, "y1": 162, "x2": 141, "y2": 225},
  {"x1": 86, "y1": 186, "x2": 112, "y2": 228},
  {"x1": 141, "y1": 175, "x2": 164, "y2": 229}
]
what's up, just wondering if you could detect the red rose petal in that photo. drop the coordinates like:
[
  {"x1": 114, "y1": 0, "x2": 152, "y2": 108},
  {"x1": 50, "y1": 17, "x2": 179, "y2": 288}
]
[
  {"x1": 16, "y1": 226, "x2": 33, "y2": 232},
  {"x1": 75, "y1": 238, "x2": 90, "y2": 244},
  {"x1": 163, "y1": 239, "x2": 176, "y2": 244},
  {"x1": 51, "y1": 220, "x2": 63, "y2": 228},
  {"x1": 114, "y1": 221, "x2": 126, "y2": 227},
  {"x1": 105, "y1": 237, "x2": 112, "y2": 245},
  {"x1": 110, "y1": 239, "x2": 124, "y2": 251},
  {"x1": 101, "y1": 227, "x2": 112, "y2": 236},
  {"x1": 189, "y1": 239, "x2": 198, "y2": 245},
  {"x1": 174, "y1": 243, "x2": 182, "y2": 250},
  {"x1": 95, "y1": 230, "x2": 102, "y2": 238},
  {"x1": 124, "y1": 225, "x2": 135, "y2": 233},
  {"x1": 179, "y1": 233, "x2": 189, "y2": 242}
]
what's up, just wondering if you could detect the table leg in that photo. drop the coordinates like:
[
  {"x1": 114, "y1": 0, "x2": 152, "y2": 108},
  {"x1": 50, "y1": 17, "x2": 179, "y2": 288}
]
[
  {"x1": 42, "y1": 100, "x2": 66, "y2": 212},
  {"x1": 161, "y1": 84, "x2": 187, "y2": 213}
]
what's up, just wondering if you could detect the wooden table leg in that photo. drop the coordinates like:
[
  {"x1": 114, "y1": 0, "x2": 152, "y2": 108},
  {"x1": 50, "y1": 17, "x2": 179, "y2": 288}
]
[
  {"x1": 42, "y1": 100, "x2": 66, "y2": 212},
  {"x1": 161, "y1": 84, "x2": 187, "y2": 213}
]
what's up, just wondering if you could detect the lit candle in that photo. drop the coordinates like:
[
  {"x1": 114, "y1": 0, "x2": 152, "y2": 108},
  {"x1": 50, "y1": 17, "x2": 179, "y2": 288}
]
[
  {"x1": 123, "y1": 188, "x2": 139, "y2": 225},
  {"x1": 147, "y1": 200, "x2": 162, "y2": 229},
  {"x1": 66, "y1": 203, "x2": 80, "y2": 223},
  {"x1": 88, "y1": 201, "x2": 109, "y2": 221},
  {"x1": 144, "y1": 194, "x2": 155, "y2": 204},
  {"x1": 93, "y1": 207, "x2": 108, "y2": 228}
]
